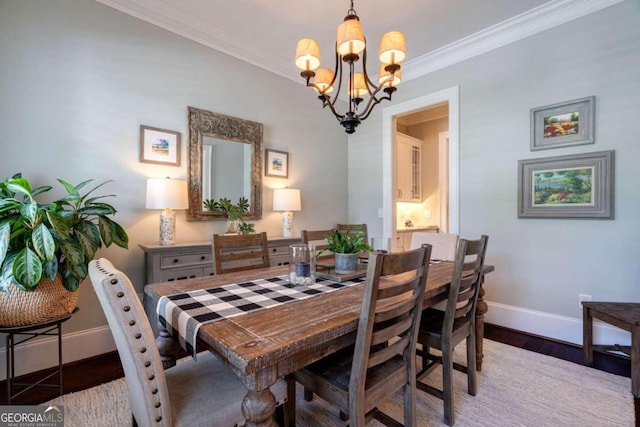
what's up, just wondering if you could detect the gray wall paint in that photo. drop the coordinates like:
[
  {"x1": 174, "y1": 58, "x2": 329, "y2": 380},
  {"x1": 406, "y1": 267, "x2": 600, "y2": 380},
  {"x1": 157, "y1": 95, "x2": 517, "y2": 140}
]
[
  {"x1": 0, "y1": 0, "x2": 347, "y2": 337},
  {"x1": 349, "y1": 2, "x2": 640, "y2": 325}
]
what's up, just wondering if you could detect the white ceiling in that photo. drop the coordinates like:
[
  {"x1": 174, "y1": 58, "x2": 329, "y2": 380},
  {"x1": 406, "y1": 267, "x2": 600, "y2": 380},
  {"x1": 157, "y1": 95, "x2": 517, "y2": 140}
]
[{"x1": 96, "y1": 0, "x2": 622, "y2": 85}]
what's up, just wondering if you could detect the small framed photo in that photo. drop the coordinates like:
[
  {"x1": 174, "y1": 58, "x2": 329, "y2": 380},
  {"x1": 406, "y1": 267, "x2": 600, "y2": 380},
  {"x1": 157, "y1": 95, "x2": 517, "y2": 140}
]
[
  {"x1": 140, "y1": 125, "x2": 181, "y2": 166},
  {"x1": 530, "y1": 96, "x2": 595, "y2": 151},
  {"x1": 517, "y1": 150, "x2": 614, "y2": 219},
  {"x1": 265, "y1": 149, "x2": 289, "y2": 178}
]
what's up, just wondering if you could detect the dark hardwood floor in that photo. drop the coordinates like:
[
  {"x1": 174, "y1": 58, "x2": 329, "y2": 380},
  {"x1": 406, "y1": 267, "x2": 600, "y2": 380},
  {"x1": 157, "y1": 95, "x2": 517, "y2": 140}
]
[{"x1": 1, "y1": 323, "x2": 636, "y2": 423}]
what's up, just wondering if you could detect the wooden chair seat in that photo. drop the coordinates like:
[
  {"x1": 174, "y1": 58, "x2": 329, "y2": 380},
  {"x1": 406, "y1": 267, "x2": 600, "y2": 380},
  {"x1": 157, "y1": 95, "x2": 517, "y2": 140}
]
[{"x1": 582, "y1": 301, "x2": 640, "y2": 398}]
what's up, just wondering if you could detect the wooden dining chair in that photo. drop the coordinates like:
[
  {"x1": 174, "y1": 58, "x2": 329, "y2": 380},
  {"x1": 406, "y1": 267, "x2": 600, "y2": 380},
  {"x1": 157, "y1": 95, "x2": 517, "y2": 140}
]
[
  {"x1": 337, "y1": 223, "x2": 369, "y2": 244},
  {"x1": 409, "y1": 232, "x2": 458, "y2": 261},
  {"x1": 88, "y1": 258, "x2": 289, "y2": 427},
  {"x1": 415, "y1": 235, "x2": 488, "y2": 426},
  {"x1": 301, "y1": 228, "x2": 336, "y2": 259},
  {"x1": 212, "y1": 232, "x2": 270, "y2": 274},
  {"x1": 289, "y1": 244, "x2": 432, "y2": 426}
]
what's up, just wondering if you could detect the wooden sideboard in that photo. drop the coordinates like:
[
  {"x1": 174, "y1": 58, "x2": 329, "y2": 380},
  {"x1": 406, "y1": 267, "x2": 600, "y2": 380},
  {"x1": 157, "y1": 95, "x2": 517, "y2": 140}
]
[{"x1": 139, "y1": 236, "x2": 301, "y2": 285}]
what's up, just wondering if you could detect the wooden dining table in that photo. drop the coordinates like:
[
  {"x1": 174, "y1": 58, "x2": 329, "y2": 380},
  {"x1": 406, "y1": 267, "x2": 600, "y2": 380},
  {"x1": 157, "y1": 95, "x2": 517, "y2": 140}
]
[{"x1": 145, "y1": 261, "x2": 494, "y2": 427}]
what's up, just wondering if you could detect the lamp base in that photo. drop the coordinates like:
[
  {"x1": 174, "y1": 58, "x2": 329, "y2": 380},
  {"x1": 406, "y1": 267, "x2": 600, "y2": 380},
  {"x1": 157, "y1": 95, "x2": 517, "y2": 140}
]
[
  {"x1": 282, "y1": 211, "x2": 293, "y2": 238},
  {"x1": 159, "y1": 209, "x2": 177, "y2": 246}
]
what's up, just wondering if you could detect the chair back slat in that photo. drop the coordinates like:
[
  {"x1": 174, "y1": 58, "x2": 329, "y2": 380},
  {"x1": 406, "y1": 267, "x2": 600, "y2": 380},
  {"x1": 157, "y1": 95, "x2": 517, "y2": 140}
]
[
  {"x1": 368, "y1": 335, "x2": 410, "y2": 369},
  {"x1": 212, "y1": 232, "x2": 270, "y2": 274}
]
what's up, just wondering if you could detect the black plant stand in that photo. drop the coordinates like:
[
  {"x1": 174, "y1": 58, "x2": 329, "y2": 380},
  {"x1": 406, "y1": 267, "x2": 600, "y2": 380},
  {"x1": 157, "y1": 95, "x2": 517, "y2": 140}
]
[{"x1": 1, "y1": 307, "x2": 78, "y2": 404}]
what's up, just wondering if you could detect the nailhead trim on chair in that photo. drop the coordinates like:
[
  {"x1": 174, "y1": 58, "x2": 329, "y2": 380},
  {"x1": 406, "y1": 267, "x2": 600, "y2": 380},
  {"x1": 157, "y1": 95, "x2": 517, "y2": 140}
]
[{"x1": 96, "y1": 261, "x2": 166, "y2": 426}]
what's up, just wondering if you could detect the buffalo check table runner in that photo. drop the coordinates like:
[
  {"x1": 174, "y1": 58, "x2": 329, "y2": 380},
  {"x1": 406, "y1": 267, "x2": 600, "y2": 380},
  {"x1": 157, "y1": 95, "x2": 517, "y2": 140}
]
[{"x1": 157, "y1": 274, "x2": 365, "y2": 356}]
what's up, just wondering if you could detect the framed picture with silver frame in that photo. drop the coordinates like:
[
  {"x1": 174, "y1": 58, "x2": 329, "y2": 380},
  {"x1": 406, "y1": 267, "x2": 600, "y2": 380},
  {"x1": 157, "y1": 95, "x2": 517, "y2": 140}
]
[
  {"x1": 140, "y1": 125, "x2": 181, "y2": 166},
  {"x1": 517, "y1": 150, "x2": 614, "y2": 219},
  {"x1": 530, "y1": 96, "x2": 595, "y2": 151}
]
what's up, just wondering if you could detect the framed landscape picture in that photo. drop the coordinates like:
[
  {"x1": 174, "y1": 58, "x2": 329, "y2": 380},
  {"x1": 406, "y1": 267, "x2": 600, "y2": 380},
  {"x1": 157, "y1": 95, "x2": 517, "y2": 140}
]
[
  {"x1": 517, "y1": 150, "x2": 614, "y2": 219},
  {"x1": 265, "y1": 149, "x2": 289, "y2": 178},
  {"x1": 530, "y1": 96, "x2": 595, "y2": 151},
  {"x1": 140, "y1": 125, "x2": 181, "y2": 166}
]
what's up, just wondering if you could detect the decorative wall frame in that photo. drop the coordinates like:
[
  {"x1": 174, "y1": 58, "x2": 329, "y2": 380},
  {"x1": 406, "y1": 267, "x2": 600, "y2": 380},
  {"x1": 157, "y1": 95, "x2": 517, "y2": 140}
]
[
  {"x1": 140, "y1": 125, "x2": 181, "y2": 166},
  {"x1": 530, "y1": 96, "x2": 595, "y2": 151},
  {"x1": 518, "y1": 150, "x2": 614, "y2": 219},
  {"x1": 265, "y1": 149, "x2": 289, "y2": 178}
]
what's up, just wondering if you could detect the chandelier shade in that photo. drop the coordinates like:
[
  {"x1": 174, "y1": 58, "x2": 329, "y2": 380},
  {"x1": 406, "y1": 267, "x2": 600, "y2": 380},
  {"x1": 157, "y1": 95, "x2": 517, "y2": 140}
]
[
  {"x1": 295, "y1": 0, "x2": 406, "y2": 134},
  {"x1": 295, "y1": 38, "x2": 321, "y2": 71},
  {"x1": 379, "y1": 31, "x2": 406, "y2": 64}
]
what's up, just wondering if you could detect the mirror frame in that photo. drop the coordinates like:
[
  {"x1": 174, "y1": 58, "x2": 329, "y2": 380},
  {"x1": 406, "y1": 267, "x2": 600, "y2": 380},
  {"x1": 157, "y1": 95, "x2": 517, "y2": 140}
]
[{"x1": 187, "y1": 106, "x2": 263, "y2": 220}]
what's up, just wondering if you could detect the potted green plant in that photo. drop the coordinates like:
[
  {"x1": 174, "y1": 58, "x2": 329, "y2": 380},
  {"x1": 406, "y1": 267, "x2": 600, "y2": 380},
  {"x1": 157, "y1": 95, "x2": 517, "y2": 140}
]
[
  {"x1": 0, "y1": 173, "x2": 129, "y2": 326},
  {"x1": 238, "y1": 222, "x2": 255, "y2": 234},
  {"x1": 203, "y1": 196, "x2": 250, "y2": 233},
  {"x1": 321, "y1": 230, "x2": 372, "y2": 274}
]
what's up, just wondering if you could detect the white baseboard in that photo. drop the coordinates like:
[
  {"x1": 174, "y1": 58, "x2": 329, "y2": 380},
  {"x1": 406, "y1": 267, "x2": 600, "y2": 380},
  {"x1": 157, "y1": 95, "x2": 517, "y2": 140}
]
[
  {"x1": 0, "y1": 325, "x2": 116, "y2": 381},
  {"x1": 485, "y1": 301, "x2": 631, "y2": 347}
]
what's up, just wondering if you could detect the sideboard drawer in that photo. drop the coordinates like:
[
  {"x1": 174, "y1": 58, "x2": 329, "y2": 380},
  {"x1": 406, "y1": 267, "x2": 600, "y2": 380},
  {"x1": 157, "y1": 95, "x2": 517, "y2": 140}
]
[
  {"x1": 160, "y1": 252, "x2": 212, "y2": 269},
  {"x1": 156, "y1": 266, "x2": 208, "y2": 282}
]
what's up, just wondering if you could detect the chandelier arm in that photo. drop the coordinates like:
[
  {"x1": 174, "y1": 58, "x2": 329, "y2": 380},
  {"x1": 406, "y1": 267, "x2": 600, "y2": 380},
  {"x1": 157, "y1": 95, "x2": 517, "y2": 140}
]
[
  {"x1": 328, "y1": 49, "x2": 344, "y2": 111},
  {"x1": 357, "y1": 84, "x2": 394, "y2": 121},
  {"x1": 360, "y1": 45, "x2": 378, "y2": 96}
]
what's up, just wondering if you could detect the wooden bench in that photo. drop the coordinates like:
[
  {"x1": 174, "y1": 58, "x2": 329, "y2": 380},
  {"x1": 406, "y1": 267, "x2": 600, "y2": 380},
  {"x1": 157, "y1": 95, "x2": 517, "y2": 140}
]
[{"x1": 582, "y1": 301, "x2": 639, "y2": 398}]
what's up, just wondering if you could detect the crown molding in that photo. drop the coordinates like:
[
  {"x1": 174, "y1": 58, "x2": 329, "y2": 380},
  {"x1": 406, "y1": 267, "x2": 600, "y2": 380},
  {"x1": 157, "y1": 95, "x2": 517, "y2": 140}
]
[
  {"x1": 96, "y1": 0, "x2": 625, "y2": 85},
  {"x1": 402, "y1": 0, "x2": 625, "y2": 82}
]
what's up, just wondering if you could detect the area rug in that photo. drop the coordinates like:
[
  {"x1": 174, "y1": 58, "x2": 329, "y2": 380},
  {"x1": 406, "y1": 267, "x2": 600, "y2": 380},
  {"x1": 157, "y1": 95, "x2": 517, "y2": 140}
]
[{"x1": 44, "y1": 339, "x2": 634, "y2": 426}]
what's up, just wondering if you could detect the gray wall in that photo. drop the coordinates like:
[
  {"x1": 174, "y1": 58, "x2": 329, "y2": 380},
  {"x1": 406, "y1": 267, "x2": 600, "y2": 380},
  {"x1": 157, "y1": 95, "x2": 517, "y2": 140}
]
[
  {"x1": 0, "y1": 0, "x2": 347, "y2": 338},
  {"x1": 348, "y1": 1, "x2": 640, "y2": 341}
]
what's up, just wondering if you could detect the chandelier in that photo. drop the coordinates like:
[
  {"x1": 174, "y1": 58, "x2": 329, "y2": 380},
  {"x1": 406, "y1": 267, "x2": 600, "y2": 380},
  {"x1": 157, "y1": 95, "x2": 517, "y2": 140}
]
[{"x1": 295, "y1": 0, "x2": 406, "y2": 134}]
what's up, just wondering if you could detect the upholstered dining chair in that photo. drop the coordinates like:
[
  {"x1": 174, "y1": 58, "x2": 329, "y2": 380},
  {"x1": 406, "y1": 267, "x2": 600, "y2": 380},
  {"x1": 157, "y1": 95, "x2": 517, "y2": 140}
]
[
  {"x1": 409, "y1": 232, "x2": 458, "y2": 261},
  {"x1": 415, "y1": 235, "x2": 489, "y2": 426},
  {"x1": 88, "y1": 258, "x2": 289, "y2": 427},
  {"x1": 289, "y1": 244, "x2": 432, "y2": 426},
  {"x1": 212, "y1": 231, "x2": 270, "y2": 274}
]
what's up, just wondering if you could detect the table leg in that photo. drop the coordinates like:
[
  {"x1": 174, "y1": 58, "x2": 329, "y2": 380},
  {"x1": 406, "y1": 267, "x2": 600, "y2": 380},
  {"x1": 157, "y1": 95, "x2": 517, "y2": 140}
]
[
  {"x1": 583, "y1": 306, "x2": 594, "y2": 366},
  {"x1": 241, "y1": 388, "x2": 278, "y2": 427},
  {"x1": 631, "y1": 325, "x2": 639, "y2": 398},
  {"x1": 475, "y1": 279, "x2": 488, "y2": 371},
  {"x1": 156, "y1": 326, "x2": 179, "y2": 369}
]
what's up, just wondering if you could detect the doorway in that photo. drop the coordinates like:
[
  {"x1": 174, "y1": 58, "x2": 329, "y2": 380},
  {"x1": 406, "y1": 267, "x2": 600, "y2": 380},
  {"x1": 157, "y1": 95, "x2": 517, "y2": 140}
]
[{"x1": 381, "y1": 86, "x2": 460, "y2": 247}]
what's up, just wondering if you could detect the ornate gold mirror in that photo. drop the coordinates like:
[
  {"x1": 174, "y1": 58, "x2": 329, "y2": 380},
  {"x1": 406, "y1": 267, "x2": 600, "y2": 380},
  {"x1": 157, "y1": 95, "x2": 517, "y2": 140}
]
[{"x1": 187, "y1": 106, "x2": 263, "y2": 220}]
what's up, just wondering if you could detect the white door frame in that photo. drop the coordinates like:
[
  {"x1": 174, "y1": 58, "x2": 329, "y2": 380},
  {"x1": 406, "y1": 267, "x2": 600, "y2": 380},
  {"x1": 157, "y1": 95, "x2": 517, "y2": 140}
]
[
  {"x1": 382, "y1": 86, "x2": 460, "y2": 245},
  {"x1": 438, "y1": 131, "x2": 450, "y2": 233}
]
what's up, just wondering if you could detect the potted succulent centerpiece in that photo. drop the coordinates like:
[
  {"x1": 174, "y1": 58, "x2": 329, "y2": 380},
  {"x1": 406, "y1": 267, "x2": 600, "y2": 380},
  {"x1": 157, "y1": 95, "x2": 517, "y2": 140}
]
[
  {"x1": 322, "y1": 230, "x2": 372, "y2": 274},
  {"x1": 0, "y1": 173, "x2": 129, "y2": 327}
]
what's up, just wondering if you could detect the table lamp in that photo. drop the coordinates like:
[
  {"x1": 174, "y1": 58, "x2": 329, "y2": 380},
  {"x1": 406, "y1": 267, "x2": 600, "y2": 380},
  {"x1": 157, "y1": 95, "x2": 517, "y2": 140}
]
[
  {"x1": 146, "y1": 177, "x2": 188, "y2": 246},
  {"x1": 273, "y1": 188, "x2": 301, "y2": 238}
]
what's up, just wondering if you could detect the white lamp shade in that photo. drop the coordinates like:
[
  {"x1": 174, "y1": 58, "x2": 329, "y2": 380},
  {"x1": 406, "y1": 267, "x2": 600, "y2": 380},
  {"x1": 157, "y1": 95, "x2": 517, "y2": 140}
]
[
  {"x1": 145, "y1": 178, "x2": 188, "y2": 210},
  {"x1": 273, "y1": 188, "x2": 301, "y2": 212}
]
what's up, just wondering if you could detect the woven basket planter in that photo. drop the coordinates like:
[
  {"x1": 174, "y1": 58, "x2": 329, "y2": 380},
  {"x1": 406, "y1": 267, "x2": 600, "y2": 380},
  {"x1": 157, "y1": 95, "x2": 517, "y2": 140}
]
[{"x1": 0, "y1": 275, "x2": 79, "y2": 327}]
